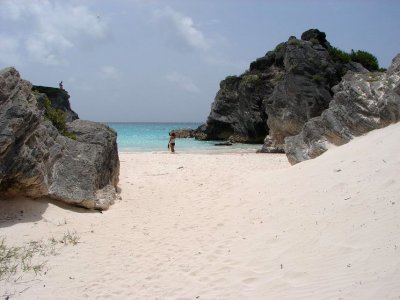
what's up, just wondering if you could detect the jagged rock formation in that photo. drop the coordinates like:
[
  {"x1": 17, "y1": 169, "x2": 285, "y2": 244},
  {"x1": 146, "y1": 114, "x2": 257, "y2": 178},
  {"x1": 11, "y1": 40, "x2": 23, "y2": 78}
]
[
  {"x1": 285, "y1": 54, "x2": 400, "y2": 164},
  {"x1": 197, "y1": 73, "x2": 269, "y2": 143},
  {"x1": 33, "y1": 85, "x2": 79, "y2": 122},
  {"x1": 196, "y1": 29, "x2": 367, "y2": 150},
  {"x1": 0, "y1": 67, "x2": 119, "y2": 210}
]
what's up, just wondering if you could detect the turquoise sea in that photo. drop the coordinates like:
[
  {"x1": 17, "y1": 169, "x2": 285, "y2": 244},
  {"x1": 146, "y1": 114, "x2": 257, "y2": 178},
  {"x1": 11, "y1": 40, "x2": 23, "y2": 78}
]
[{"x1": 107, "y1": 123, "x2": 263, "y2": 153}]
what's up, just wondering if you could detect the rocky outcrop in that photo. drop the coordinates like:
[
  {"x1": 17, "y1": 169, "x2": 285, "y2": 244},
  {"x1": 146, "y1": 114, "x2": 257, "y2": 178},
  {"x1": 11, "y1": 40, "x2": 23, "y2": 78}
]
[
  {"x1": 285, "y1": 54, "x2": 400, "y2": 164},
  {"x1": 33, "y1": 85, "x2": 79, "y2": 122},
  {"x1": 170, "y1": 127, "x2": 208, "y2": 140},
  {"x1": 197, "y1": 73, "x2": 269, "y2": 143},
  {"x1": 0, "y1": 67, "x2": 119, "y2": 210},
  {"x1": 300, "y1": 29, "x2": 331, "y2": 49},
  {"x1": 170, "y1": 128, "x2": 195, "y2": 138},
  {"x1": 196, "y1": 29, "x2": 367, "y2": 151}
]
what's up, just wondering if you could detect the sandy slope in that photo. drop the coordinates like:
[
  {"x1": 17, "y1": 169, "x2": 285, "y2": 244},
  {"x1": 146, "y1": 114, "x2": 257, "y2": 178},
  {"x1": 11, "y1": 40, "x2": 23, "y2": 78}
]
[{"x1": 1, "y1": 123, "x2": 400, "y2": 300}]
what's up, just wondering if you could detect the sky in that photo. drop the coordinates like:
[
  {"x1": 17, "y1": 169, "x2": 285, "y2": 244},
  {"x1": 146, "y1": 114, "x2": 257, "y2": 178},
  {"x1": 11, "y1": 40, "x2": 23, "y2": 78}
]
[{"x1": 0, "y1": 0, "x2": 399, "y2": 122}]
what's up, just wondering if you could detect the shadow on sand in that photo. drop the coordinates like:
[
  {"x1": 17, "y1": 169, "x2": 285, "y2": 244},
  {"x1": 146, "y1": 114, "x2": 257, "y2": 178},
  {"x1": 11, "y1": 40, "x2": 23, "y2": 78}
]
[{"x1": 0, "y1": 196, "x2": 98, "y2": 228}]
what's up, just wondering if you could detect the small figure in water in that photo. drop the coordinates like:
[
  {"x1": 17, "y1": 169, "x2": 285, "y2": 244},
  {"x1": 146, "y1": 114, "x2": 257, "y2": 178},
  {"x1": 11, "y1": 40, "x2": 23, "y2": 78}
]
[
  {"x1": 59, "y1": 81, "x2": 63, "y2": 90},
  {"x1": 169, "y1": 132, "x2": 176, "y2": 153}
]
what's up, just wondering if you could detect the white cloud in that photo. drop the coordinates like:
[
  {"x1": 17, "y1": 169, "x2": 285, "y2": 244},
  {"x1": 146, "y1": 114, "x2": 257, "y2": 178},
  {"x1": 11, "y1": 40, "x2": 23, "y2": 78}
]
[
  {"x1": 0, "y1": 0, "x2": 28, "y2": 20},
  {"x1": 166, "y1": 72, "x2": 200, "y2": 94},
  {"x1": 0, "y1": 0, "x2": 110, "y2": 66},
  {"x1": 0, "y1": 35, "x2": 20, "y2": 66},
  {"x1": 99, "y1": 66, "x2": 120, "y2": 80},
  {"x1": 155, "y1": 7, "x2": 209, "y2": 52}
]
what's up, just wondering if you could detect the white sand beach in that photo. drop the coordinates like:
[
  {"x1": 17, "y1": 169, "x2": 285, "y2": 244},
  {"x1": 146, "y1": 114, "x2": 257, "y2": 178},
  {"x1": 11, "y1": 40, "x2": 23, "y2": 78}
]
[{"x1": 1, "y1": 123, "x2": 400, "y2": 299}]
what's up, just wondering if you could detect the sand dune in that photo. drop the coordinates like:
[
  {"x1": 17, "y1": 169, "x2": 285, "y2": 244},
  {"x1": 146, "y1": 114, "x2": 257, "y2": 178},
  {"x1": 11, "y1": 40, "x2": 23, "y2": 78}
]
[{"x1": 1, "y1": 123, "x2": 400, "y2": 299}]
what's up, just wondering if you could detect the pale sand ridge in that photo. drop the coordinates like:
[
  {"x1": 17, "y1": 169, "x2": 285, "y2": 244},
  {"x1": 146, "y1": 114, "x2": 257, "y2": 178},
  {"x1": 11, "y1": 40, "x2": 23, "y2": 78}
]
[{"x1": 0, "y1": 123, "x2": 399, "y2": 299}]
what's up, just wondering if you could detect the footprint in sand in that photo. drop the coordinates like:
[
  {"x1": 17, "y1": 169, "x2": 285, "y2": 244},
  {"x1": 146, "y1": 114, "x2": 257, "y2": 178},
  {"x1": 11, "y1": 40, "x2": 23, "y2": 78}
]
[{"x1": 242, "y1": 277, "x2": 258, "y2": 284}]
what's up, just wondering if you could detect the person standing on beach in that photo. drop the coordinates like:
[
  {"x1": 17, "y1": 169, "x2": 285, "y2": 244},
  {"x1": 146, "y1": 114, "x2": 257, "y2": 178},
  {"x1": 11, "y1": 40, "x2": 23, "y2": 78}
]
[
  {"x1": 59, "y1": 81, "x2": 63, "y2": 89},
  {"x1": 169, "y1": 132, "x2": 176, "y2": 153}
]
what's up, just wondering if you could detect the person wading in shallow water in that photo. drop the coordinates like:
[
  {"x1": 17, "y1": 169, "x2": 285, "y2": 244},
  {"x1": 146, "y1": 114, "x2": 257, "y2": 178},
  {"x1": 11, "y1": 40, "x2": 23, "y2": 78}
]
[{"x1": 168, "y1": 132, "x2": 176, "y2": 153}]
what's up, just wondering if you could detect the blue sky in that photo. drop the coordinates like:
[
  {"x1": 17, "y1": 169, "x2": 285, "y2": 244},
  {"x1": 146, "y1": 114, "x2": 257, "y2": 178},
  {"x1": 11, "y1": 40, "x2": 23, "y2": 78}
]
[{"x1": 0, "y1": 0, "x2": 399, "y2": 122}]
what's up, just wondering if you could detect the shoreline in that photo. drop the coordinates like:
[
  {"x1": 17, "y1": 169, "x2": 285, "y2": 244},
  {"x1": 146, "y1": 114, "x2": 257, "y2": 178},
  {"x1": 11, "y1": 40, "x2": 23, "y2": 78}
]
[
  {"x1": 118, "y1": 150, "x2": 268, "y2": 155},
  {"x1": 117, "y1": 142, "x2": 266, "y2": 155}
]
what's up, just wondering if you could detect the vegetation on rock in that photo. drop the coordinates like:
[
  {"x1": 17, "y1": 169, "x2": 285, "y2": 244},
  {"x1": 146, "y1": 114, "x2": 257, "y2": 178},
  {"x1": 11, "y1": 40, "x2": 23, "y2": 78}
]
[
  {"x1": 240, "y1": 74, "x2": 261, "y2": 87},
  {"x1": 350, "y1": 50, "x2": 380, "y2": 71},
  {"x1": 222, "y1": 75, "x2": 240, "y2": 86},
  {"x1": 328, "y1": 47, "x2": 382, "y2": 71},
  {"x1": 42, "y1": 95, "x2": 76, "y2": 140},
  {"x1": 197, "y1": 28, "x2": 387, "y2": 149},
  {"x1": 327, "y1": 47, "x2": 351, "y2": 63}
]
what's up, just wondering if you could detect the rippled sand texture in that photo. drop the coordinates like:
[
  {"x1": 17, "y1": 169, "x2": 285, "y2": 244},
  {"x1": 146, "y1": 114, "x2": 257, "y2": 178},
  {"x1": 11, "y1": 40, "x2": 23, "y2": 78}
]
[{"x1": 1, "y1": 123, "x2": 400, "y2": 299}]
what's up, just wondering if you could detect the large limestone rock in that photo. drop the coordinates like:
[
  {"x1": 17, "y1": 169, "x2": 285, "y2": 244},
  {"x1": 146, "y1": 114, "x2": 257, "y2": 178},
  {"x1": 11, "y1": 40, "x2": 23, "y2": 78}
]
[
  {"x1": 197, "y1": 29, "x2": 365, "y2": 149},
  {"x1": 285, "y1": 54, "x2": 400, "y2": 164},
  {"x1": 198, "y1": 73, "x2": 269, "y2": 143},
  {"x1": 0, "y1": 67, "x2": 119, "y2": 210},
  {"x1": 260, "y1": 36, "x2": 338, "y2": 152}
]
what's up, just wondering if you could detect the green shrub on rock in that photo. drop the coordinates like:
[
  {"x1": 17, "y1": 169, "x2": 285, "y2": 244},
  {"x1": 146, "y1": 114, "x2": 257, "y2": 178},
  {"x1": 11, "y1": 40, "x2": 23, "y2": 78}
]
[
  {"x1": 239, "y1": 74, "x2": 264, "y2": 90},
  {"x1": 328, "y1": 47, "x2": 351, "y2": 63},
  {"x1": 350, "y1": 50, "x2": 379, "y2": 71},
  {"x1": 221, "y1": 75, "x2": 240, "y2": 87},
  {"x1": 310, "y1": 38, "x2": 320, "y2": 45},
  {"x1": 43, "y1": 96, "x2": 76, "y2": 140},
  {"x1": 240, "y1": 74, "x2": 260, "y2": 86},
  {"x1": 327, "y1": 47, "x2": 381, "y2": 71},
  {"x1": 288, "y1": 38, "x2": 301, "y2": 46}
]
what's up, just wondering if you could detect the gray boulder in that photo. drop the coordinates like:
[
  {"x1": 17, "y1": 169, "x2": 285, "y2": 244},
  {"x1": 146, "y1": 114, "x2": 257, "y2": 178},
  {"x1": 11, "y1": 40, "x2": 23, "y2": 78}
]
[
  {"x1": 260, "y1": 36, "x2": 339, "y2": 152},
  {"x1": 196, "y1": 29, "x2": 363, "y2": 149},
  {"x1": 0, "y1": 67, "x2": 119, "y2": 210},
  {"x1": 285, "y1": 54, "x2": 400, "y2": 164},
  {"x1": 301, "y1": 28, "x2": 331, "y2": 49}
]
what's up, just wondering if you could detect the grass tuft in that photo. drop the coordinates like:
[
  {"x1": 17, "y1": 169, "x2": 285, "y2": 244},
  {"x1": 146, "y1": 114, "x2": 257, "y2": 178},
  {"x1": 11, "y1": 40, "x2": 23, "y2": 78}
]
[{"x1": 0, "y1": 231, "x2": 80, "y2": 283}]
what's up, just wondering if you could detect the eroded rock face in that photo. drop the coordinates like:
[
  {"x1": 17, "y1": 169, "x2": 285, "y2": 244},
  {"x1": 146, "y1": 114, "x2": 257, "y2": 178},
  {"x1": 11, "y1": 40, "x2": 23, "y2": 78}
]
[
  {"x1": 0, "y1": 67, "x2": 119, "y2": 210},
  {"x1": 199, "y1": 73, "x2": 269, "y2": 143},
  {"x1": 285, "y1": 54, "x2": 400, "y2": 164},
  {"x1": 33, "y1": 85, "x2": 79, "y2": 122},
  {"x1": 260, "y1": 37, "x2": 338, "y2": 152},
  {"x1": 197, "y1": 29, "x2": 364, "y2": 149}
]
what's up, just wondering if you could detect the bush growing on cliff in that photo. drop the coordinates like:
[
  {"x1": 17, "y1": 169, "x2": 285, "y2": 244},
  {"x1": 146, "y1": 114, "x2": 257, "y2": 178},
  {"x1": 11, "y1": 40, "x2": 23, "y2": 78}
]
[
  {"x1": 310, "y1": 38, "x2": 320, "y2": 45},
  {"x1": 222, "y1": 75, "x2": 240, "y2": 86},
  {"x1": 328, "y1": 47, "x2": 381, "y2": 71},
  {"x1": 350, "y1": 50, "x2": 379, "y2": 71},
  {"x1": 240, "y1": 74, "x2": 260, "y2": 87},
  {"x1": 328, "y1": 47, "x2": 351, "y2": 63},
  {"x1": 274, "y1": 43, "x2": 286, "y2": 52},
  {"x1": 43, "y1": 96, "x2": 76, "y2": 140}
]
